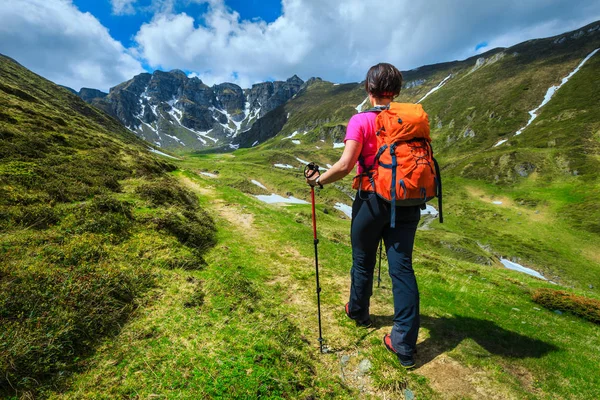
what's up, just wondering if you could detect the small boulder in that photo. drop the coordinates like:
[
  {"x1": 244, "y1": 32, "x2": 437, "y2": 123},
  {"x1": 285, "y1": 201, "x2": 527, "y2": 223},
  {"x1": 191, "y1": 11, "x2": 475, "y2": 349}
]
[{"x1": 357, "y1": 359, "x2": 372, "y2": 375}]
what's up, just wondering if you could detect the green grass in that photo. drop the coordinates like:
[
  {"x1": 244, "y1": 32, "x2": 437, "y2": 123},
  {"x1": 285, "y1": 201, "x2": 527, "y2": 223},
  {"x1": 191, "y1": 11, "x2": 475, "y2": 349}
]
[
  {"x1": 2, "y1": 22, "x2": 600, "y2": 399},
  {"x1": 50, "y1": 176, "x2": 354, "y2": 399},
  {"x1": 52, "y1": 162, "x2": 600, "y2": 399},
  {"x1": 0, "y1": 55, "x2": 216, "y2": 397}
]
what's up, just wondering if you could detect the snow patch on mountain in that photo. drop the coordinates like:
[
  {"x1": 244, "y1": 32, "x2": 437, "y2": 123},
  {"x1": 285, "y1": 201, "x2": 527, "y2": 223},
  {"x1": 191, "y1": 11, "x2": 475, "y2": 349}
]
[
  {"x1": 188, "y1": 127, "x2": 217, "y2": 143},
  {"x1": 251, "y1": 180, "x2": 267, "y2": 189},
  {"x1": 334, "y1": 203, "x2": 352, "y2": 218},
  {"x1": 355, "y1": 97, "x2": 369, "y2": 112},
  {"x1": 165, "y1": 133, "x2": 186, "y2": 146},
  {"x1": 168, "y1": 107, "x2": 183, "y2": 124},
  {"x1": 284, "y1": 130, "x2": 300, "y2": 139},
  {"x1": 142, "y1": 121, "x2": 157, "y2": 134},
  {"x1": 255, "y1": 194, "x2": 309, "y2": 205},
  {"x1": 148, "y1": 147, "x2": 181, "y2": 160},
  {"x1": 514, "y1": 48, "x2": 599, "y2": 136},
  {"x1": 500, "y1": 258, "x2": 547, "y2": 281},
  {"x1": 417, "y1": 74, "x2": 452, "y2": 104}
]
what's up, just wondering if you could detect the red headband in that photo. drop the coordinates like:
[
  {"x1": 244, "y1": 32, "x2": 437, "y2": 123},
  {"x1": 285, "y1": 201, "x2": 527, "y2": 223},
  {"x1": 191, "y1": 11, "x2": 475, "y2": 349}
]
[{"x1": 379, "y1": 92, "x2": 395, "y2": 97}]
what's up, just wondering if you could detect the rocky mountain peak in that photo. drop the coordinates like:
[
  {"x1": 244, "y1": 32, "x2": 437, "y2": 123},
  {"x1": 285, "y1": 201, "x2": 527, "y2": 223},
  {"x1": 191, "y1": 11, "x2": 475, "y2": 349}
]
[
  {"x1": 109, "y1": 72, "x2": 151, "y2": 95},
  {"x1": 286, "y1": 74, "x2": 304, "y2": 85},
  {"x1": 146, "y1": 70, "x2": 187, "y2": 102},
  {"x1": 301, "y1": 77, "x2": 323, "y2": 90},
  {"x1": 167, "y1": 69, "x2": 188, "y2": 78},
  {"x1": 214, "y1": 83, "x2": 245, "y2": 112},
  {"x1": 78, "y1": 88, "x2": 108, "y2": 102},
  {"x1": 81, "y1": 70, "x2": 304, "y2": 150}
]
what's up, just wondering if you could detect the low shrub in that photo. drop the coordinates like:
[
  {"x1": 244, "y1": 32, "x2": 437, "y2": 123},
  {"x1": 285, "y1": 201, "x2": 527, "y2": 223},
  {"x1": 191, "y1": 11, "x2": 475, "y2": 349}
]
[
  {"x1": 10, "y1": 203, "x2": 59, "y2": 230},
  {"x1": 0, "y1": 187, "x2": 50, "y2": 206},
  {"x1": 134, "y1": 157, "x2": 177, "y2": 177},
  {"x1": 162, "y1": 252, "x2": 207, "y2": 270},
  {"x1": 90, "y1": 194, "x2": 134, "y2": 217},
  {"x1": 532, "y1": 288, "x2": 600, "y2": 324},
  {"x1": 40, "y1": 154, "x2": 130, "y2": 202},
  {"x1": 0, "y1": 261, "x2": 155, "y2": 393},
  {"x1": 184, "y1": 279, "x2": 205, "y2": 308},
  {"x1": 154, "y1": 209, "x2": 216, "y2": 252},
  {"x1": 135, "y1": 178, "x2": 198, "y2": 209},
  {"x1": 42, "y1": 233, "x2": 109, "y2": 267},
  {"x1": 62, "y1": 195, "x2": 134, "y2": 238}
]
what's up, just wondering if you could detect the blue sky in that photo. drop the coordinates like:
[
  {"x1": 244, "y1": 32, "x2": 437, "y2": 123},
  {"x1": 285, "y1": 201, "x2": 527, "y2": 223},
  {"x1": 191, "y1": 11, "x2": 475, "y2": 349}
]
[
  {"x1": 72, "y1": 0, "x2": 282, "y2": 47},
  {"x1": 1, "y1": 0, "x2": 600, "y2": 91},
  {"x1": 475, "y1": 42, "x2": 488, "y2": 51}
]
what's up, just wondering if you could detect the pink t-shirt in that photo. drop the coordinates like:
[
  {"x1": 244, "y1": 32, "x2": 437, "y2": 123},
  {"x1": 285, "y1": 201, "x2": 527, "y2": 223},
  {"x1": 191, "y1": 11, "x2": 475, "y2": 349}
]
[{"x1": 344, "y1": 111, "x2": 378, "y2": 174}]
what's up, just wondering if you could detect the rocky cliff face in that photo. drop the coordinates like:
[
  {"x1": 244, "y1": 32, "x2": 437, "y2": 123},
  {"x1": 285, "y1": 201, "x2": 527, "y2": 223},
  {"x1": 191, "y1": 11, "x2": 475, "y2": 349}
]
[
  {"x1": 78, "y1": 88, "x2": 108, "y2": 102},
  {"x1": 82, "y1": 71, "x2": 303, "y2": 150}
]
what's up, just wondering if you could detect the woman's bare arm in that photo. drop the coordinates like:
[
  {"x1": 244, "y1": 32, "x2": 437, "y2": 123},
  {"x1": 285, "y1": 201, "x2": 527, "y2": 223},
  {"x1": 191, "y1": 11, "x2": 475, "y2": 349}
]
[{"x1": 306, "y1": 140, "x2": 362, "y2": 186}]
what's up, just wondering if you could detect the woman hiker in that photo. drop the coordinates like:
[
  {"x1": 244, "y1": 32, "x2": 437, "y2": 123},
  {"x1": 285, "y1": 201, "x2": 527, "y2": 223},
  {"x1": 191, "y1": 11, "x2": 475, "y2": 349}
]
[{"x1": 306, "y1": 62, "x2": 421, "y2": 368}]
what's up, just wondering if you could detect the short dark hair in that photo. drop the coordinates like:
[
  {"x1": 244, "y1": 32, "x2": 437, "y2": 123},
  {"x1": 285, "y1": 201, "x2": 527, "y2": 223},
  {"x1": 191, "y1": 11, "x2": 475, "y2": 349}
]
[{"x1": 364, "y1": 63, "x2": 403, "y2": 99}]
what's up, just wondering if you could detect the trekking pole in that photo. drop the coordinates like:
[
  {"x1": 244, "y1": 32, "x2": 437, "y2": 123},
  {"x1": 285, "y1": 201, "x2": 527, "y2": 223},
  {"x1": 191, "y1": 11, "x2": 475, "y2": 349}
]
[
  {"x1": 304, "y1": 162, "x2": 325, "y2": 354},
  {"x1": 377, "y1": 239, "x2": 383, "y2": 288}
]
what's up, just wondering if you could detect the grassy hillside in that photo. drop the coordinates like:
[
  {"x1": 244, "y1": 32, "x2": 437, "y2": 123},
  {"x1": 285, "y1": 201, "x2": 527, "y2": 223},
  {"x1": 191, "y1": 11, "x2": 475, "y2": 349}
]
[
  {"x1": 222, "y1": 21, "x2": 600, "y2": 292},
  {"x1": 0, "y1": 54, "x2": 216, "y2": 397},
  {"x1": 49, "y1": 154, "x2": 600, "y2": 399},
  {"x1": 2, "y1": 19, "x2": 600, "y2": 400}
]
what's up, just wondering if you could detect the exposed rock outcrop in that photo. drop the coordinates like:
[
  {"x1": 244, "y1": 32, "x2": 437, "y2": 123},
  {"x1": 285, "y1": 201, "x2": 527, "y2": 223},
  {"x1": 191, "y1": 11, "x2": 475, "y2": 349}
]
[{"x1": 80, "y1": 70, "x2": 304, "y2": 149}]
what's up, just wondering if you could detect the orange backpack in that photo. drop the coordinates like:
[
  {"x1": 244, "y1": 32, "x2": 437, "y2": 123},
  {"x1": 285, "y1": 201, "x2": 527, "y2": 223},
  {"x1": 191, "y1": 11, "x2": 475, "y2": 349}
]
[{"x1": 352, "y1": 102, "x2": 443, "y2": 227}]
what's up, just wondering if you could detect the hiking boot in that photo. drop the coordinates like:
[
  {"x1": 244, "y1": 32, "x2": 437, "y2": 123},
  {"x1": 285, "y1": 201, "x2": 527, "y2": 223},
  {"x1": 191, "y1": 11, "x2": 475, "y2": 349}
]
[
  {"x1": 383, "y1": 334, "x2": 415, "y2": 369},
  {"x1": 344, "y1": 303, "x2": 373, "y2": 328}
]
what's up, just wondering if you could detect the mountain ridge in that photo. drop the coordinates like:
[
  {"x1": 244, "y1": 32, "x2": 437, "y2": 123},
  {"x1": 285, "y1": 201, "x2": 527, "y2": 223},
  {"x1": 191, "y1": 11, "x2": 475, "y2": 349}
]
[
  {"x1": 70, "y1": 20, "x2": 600, "y2": 153},
  {"x1": 78, "y1": 69, "x2": 305, "y2": 150}
]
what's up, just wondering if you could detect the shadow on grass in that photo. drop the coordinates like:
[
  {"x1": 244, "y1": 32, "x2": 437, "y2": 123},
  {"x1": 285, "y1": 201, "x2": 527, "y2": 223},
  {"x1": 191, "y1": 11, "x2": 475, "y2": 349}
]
[{"x1": 371, "y1": 314, "x2": 559, "y2": 366}]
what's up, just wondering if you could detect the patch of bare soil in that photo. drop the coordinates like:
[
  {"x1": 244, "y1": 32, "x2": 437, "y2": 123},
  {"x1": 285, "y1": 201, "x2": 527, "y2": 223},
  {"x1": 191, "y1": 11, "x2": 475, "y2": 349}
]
[
  {"x1": 500, "y1": 362, "x2": 543, "y2": 397},
  {"x1": 215, "y1": 202, "x2": 254, "y2": 231},
  {"x1": 465, "y1": 186, "x2": 548, "y2": 222},
  {"x1": 179, "y1": 175, "x2": 214, "y2": 196},
  {"x1": 265, "y1": 274, "x2": 305, "y2": 307},
  {"x1": 416, "y1": 353, "x2": 520, "y2": 399},
  {"x1": 180, "y1": 175, "x2": 256, "y2": 234}
]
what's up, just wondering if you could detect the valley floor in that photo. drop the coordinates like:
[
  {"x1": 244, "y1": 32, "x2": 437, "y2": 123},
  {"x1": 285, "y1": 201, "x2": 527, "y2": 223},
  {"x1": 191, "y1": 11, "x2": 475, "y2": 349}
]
[{"x1": 51, "y1": 165, "x2": 600, "y2": 399}]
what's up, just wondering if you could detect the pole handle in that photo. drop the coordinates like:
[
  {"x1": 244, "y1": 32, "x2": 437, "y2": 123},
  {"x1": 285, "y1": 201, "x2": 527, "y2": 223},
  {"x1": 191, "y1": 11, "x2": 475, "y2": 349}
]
[{"x1": 304, "y1": 162, "x2": 323, "y2": 189}]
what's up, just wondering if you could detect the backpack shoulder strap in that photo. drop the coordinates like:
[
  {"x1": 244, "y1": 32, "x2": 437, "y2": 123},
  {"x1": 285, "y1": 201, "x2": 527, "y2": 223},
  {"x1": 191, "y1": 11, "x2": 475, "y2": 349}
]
[{"x1": 360, "y1": 104, "x2": 389, "y2": 114}]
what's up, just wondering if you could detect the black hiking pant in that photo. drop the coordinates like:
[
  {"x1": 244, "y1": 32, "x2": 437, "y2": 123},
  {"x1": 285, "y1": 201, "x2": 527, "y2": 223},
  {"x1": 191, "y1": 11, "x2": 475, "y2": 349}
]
[{"x1": 347, "y1": 192, "x2": 420, "y2": 357}]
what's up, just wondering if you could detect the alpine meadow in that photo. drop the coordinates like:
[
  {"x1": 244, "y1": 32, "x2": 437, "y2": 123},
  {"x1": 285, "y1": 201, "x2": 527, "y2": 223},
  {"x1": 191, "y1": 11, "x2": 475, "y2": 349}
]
[{"x1": 1, "y1": 11, "x2": 600, "y2": 400}]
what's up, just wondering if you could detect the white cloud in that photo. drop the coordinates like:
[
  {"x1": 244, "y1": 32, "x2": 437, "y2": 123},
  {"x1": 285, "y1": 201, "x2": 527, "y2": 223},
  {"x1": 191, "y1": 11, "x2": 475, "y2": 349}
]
[
  {"x1": 0, "y1": 0, "x2": 144, "y2": 91},
  {"x1": 1, "y1": 0, "x2": 599, "y2": 91},
  {"x1": 111, "y1": 0, "x2": 138, "y2": 15},
  {"x1": 134, "y1": 0, "x2": 600, "y2": 87}
]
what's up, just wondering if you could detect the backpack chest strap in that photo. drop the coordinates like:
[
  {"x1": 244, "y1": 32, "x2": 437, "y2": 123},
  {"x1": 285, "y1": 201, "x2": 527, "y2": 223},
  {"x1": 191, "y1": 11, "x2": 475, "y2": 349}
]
[{"x1": 389, "y1": 143, "x2": 398, "y2": 228}]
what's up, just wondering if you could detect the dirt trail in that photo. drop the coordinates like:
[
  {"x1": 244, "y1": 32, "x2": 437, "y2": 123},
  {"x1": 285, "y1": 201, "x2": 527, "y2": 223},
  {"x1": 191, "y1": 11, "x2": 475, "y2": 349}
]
[
  {"x1": 181, "y1": 174, "x2": 521, "y2": 399},
  {"x1": 180, "y1": 175, "x2": 389, "y2": 397}
]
